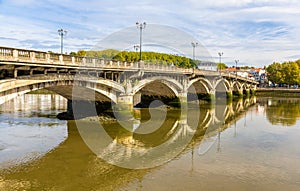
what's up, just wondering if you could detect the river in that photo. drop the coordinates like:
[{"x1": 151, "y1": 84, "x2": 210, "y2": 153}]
[{"x1": 0, "y1": 94, "x2": 300, "y2": 191}]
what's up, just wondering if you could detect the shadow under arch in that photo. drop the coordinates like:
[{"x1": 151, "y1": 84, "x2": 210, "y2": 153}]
[
  {"x1": 133, "y1": 79, "x2": 181, "y2": 108},
  {"x1": 188, "y1": 77, "x2": 213, "y2": 101}
]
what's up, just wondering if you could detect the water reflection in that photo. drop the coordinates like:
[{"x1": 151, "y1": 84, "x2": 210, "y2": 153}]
[
  {"x1": 0, "y1": 96, "x2": 259, "y2": 190},
  {"x1": 0, "y1": 94, "x2": 67, "y2": 169},
  {"x1": 258, "y1": 98, "x2": 300, "y2": 126}
]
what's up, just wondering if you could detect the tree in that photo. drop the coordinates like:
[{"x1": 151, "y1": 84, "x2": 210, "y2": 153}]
[
  {"x1": 69, "y1": 52, "x2": 77, "y2": 56},
  {"x1": 77, "y1": 50, "x2": 87, "y2": 57},
  {"x1": 217, "y1": 63, "x2": 227, "y2": 70},
  {"x1": 266, "y1": 62, "x2": 284, "y2": 84},
  {"x1": 110, "y1": 51, "x2": 197, "y2": 68},
  {"x1": 267, "y1": 60, "x2": 300, "y2": 86},
  {"x1": 282, "y1": 61, "x2": 300, "y2": 85}
]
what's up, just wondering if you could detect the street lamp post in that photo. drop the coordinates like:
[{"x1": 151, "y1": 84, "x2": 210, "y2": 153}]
[
  {"x1": 191, "y1": 42, "x2": 198, "y2": 72},
  {"x1": 136, "y1": 22, "x2": 146, "y2": 62},
  {"x1": 218, "y1": 52, "x2": 223, "y2": 72},
  {"x1": 58, "y1": 28, "x2": 67, "y2": 54},
  {"x1": 218, "y1": 52, "x2": 223, "y2": 64},
  {"x1": 235, "y1": 59, "x2": 239, "y2": 80},
  {"x1": 191, "y1": 42, "x2": 198, "y2": 60}
]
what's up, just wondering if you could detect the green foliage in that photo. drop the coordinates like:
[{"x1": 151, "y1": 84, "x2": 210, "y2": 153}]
[
  {"x1": 217, "y1": 63, "x2": 227, "y2": 70},
  {"x1": 74, "y1": 49, "x2": 198, "y2": 68},
  {"x1": 113, "y1": 51, "x2": 196, "y2": 68},
  {"x1": 77, "y1": 50, "x2": 87, "y2": 57},
  {"x1": 69, "y1": 51, "x2": 77, "y2": 56},
  {"x1": 266, "y1": 62, "x2": 284, "y2": 84},
  {"x1": 86, "y1": 49, "x2": 121, "y2": 59},
  {"x1": 267, "y1": 60, "x2": 300, "y2": 85}
]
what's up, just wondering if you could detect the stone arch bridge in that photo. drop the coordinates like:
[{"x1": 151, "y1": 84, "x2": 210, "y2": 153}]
[{"x1": 0, "y1": 46, "x2": 258, "y2": 114}]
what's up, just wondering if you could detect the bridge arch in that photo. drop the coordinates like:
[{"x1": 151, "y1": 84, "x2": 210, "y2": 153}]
[
  {"x1": 188, "y1": 77, "x2": 213, "y2": 94},
  {"x1": 132, "y1": 76, "x2": 183, "y2": 97},
  {"x1": 0, "y1": 75, "x2": 125, "y2": 104},
  {"x1": 215, "y1": 78, "x2": 230, "y2": 92},
  {"x1": 232, "y1": 81, "x2": 242, "y2": 92},
  {"x1": 242, "y1": 83, "x2": 252, "y2": 90}
]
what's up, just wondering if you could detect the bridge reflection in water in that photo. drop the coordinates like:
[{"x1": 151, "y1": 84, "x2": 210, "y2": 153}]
[{"x1": 0, "y1": 97, "x2": 256, "y2": 190}]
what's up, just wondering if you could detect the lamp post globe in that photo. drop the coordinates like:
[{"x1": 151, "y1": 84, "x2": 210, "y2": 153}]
[{"x1": 58, "y1": 28, "x2": 67, "y2": 54}]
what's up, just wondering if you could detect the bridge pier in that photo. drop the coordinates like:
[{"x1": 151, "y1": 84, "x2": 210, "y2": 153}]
[
  {"x1": 30, "y1": 69, "x2": 34, "y2": 76},
  {"x1": 233, "y1": 90, "x2": 243, "y2": 97},
  {"x1": 209, "y1": 89, "x2": 216, "y2": 103},
  {"x1": 14, "y1": 69, "x2": 18, "y2": 78},
  {"x1": 117, "y1": 94, "x2": 135, "y2": 110},
  {"x1": 244, "y1": 89, "x2": 251, "y2": 97},
  {"x1": 178, "y1": 92, "x2": 188, "y2": 108},
  {"x1": 226, "y1": 91, "x2": 233, "y2": 99},
  {"x1": 57, "y1": 100, "x2": 113, "y2": 120},
  {"x1": 250, "y1": 88, "x2": 256, "y2": 95}
]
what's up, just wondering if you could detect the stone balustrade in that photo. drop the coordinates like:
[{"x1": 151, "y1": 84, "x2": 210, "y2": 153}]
[{"x1": 0, "y1": 46, "x2": 258, "y2": 84}]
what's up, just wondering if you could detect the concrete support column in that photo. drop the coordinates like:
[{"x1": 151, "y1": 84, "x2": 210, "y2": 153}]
[
  {"x1": 250, "y1": 85, "x2": 257, "y2": 95},
  {"x1": 133, "y1": 93, "x2": 141, "y2": 106},
  {"x1": 30, "y1": 69, "x2": 34, "y2": 76},
  {"x1": 117, "y1": 94, "x2": 134, "y2": 110},
  {"x1": 14, "y1": 69, "x2": 18, "y2": 78},
  {"x1": 244, "y1": 89, "x2": 250, "y2": 97},
  {"x1": 178, "y1": 92, "x2": 188, "y2": 108},
  {"x1": 209, "y1": 89, "x2": 216, "y2": 103},
  {"x1": 226, "y1": 90, "x2": 233, "y2": 99}
]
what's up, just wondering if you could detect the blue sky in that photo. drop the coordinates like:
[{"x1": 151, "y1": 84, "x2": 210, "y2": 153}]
[{"x1": 1, "y1": 0, "x2": 300, "y2": 67}]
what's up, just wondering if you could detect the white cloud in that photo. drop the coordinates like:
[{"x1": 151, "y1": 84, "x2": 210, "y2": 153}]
[{"x1": 0, "y1": 0, "x2": 300, "y2": 67}]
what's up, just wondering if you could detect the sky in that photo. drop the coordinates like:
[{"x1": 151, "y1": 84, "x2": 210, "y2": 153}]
[{"x1": 1, "y1": 0, "x2": 300, "y2": 67}]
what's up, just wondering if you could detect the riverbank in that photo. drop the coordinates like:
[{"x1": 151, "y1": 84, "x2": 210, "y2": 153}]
[{"x1": 256, "y1": 88, "x2": 300, "y2": 97}]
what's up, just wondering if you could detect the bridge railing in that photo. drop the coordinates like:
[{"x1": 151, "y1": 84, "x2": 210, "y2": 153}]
[
  {"x1": 0, "y1": 46, "x2": 258, "y2": 84},
  {"x1": 0, "y1": 46, "x2": 187, "y2": 72},
  {"x1": 0, "y1": 47, "x2": 13, "y2": 58}
]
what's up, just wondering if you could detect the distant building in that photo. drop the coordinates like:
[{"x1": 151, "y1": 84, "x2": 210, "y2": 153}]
[
  {"x1": 221, "y1": 67, "x2": 267, "y2": 83},
  {"x1": 237, "y1": 71, "x2": 249, "y2": 78},
  {"x1": 249, "y1": 68, "x2": 266, "y2": 83},
  {"x1": 197, "y1": 61, "x2": 217, "y2": 71}
]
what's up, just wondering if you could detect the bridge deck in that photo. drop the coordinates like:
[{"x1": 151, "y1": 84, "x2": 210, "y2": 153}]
[{"x1": 0, "y1": 46, "x2": 258, "y2": 84}]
